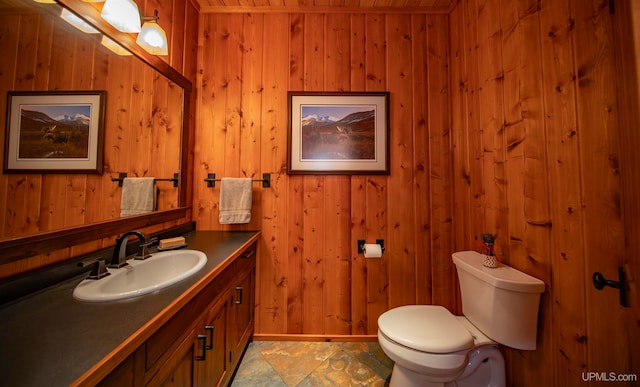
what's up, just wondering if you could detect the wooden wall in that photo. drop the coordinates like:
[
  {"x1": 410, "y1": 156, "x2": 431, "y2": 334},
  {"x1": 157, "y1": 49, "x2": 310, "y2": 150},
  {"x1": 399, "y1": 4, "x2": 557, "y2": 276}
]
[
  {"x1": 451, "y1": 0, "x2": 639, "y2": 385},
  {"x1": 0, "y1": 0, "x2": 199, "y2": 279},
  {"x1": 194, "y1": 11, "x2": 455, "y2": 335},
  {"x1": 197, "y1": 0, "x2": 639, "y2": 385}
]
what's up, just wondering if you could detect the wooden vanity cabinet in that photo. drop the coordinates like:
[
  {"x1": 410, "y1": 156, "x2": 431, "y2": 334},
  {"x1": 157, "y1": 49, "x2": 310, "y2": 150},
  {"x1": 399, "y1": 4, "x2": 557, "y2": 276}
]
[{"x1": 99, "y1": 242, "x2": 256, "y2": 387}]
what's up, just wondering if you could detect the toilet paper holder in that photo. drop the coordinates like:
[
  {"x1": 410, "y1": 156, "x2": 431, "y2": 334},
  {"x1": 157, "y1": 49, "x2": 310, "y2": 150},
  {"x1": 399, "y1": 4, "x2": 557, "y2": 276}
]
[{"x1": 357, "y1": 239, "x2": 385, "y2": 254}]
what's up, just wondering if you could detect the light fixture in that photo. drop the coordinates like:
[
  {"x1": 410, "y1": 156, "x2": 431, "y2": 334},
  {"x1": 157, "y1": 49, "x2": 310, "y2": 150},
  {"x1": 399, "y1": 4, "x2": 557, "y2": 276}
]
[
  {"x1": 33, "y1": 0, "x2": 57, "y2": 3},
  {"x1": 136, "y1": 10, "x2": 168, "y2": 56},
  {"x1": 101, "y1": 0, "x2": 141, "y2": 33},
  {"x1": 101, "y1": 36, "x2": 133, "y2": 56},
  {"x1": 60, "y1": 9, "x2": 100, "y2": 34}
]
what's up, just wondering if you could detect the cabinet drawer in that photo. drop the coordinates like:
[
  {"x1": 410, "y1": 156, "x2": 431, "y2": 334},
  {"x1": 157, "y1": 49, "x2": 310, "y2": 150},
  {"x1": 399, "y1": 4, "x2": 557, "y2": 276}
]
[{"x1": 232, "y1": 243, "x2": 256, "y2": 276}]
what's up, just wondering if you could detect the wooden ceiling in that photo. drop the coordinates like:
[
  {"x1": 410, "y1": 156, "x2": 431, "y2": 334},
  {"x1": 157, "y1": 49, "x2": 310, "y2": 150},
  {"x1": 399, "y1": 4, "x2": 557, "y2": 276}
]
[{"x1": 196, "y1": 0, "x2": 456, "y2": 13}]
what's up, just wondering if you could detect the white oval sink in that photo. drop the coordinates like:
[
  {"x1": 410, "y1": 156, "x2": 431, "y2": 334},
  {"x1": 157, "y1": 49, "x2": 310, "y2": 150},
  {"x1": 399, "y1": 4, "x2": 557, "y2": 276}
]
[{"x1": 73, "y1": 250, "x2": 207, "y2": 302}]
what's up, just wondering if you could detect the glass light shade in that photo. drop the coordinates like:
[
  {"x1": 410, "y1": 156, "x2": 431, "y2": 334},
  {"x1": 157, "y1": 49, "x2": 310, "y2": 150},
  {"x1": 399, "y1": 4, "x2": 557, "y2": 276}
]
[
  {"x1": 101, "y1": 0, "x2": 141, "y2": 33},
  {"x1": 33, "y1": 0, "x2": 57, "y2": 3},
  {"x1": 60, "y1": 9, "x2": 100, "y2": 34},
  {"x1": 136, "y1": 21, "x2": 168, "y2": 55},
  {"x1": 101, "y1": 36, "x2": 132, "y2": 56}
]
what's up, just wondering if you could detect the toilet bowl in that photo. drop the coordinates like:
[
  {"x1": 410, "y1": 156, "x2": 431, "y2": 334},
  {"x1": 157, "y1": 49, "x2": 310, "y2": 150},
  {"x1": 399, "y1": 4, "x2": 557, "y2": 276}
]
[
  {"x1": 378, "y1": 305, "x2": 505, "y2": 386},
  {"x1": 377, "y1": 251, "x2": 545, "y2": 387}
]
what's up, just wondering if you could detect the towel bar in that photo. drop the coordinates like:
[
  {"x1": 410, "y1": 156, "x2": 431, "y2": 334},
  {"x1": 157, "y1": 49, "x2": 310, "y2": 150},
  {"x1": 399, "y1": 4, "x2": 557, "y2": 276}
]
[
  {"x1": 111, "y1": 172, "x2": 179, "y2": 188},
  {"x1": 204, "y1": 173, "x2": 271, "y2": 188}
]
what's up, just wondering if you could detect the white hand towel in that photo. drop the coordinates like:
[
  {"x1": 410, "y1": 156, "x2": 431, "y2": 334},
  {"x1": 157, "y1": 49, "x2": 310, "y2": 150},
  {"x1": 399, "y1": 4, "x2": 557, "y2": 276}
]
[
  {"x1": 219, "y1": 178, "x2": 252, "y2": 224},
  {"x1": 120, "y1": 177, "x2": 157, "y2": 217}
]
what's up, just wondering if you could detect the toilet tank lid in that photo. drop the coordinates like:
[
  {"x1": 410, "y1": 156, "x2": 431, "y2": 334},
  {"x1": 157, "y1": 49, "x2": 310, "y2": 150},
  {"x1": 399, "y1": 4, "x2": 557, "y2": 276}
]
[
  {"x1": 378, "y1": 305, "x2": 474, "y2": 353},
  {"x1": 452, "y1": 251, "x2": 545, "y2": 293}
]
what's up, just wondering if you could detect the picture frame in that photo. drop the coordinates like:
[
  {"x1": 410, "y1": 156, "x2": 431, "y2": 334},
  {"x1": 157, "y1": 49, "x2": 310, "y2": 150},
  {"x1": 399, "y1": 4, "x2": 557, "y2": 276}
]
[
  {"x1": 4, "y1": 90, "x2": 106, "y2": 174},
  {"x1": 287, "y1": 91, "x2": 390, "y2": 175}
]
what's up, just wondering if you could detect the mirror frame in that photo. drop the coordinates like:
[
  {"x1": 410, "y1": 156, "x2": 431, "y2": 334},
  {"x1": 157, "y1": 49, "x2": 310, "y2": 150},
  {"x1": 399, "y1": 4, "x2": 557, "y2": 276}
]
[{"x1": 0, "y1": 0, "x2": 192, "y2": 266}]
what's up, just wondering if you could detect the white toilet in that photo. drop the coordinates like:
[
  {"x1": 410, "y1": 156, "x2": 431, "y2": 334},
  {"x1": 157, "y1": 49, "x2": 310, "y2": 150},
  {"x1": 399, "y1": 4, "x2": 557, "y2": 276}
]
[{"x1": 377, "y1": 251, "x2": 545, "y2": 387}]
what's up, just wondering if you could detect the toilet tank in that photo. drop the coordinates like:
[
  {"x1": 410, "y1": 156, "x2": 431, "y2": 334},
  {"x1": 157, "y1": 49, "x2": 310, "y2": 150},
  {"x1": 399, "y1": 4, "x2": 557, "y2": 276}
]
[{"x1": 452, "y1": 251, "x2": 545, "y2": 350}]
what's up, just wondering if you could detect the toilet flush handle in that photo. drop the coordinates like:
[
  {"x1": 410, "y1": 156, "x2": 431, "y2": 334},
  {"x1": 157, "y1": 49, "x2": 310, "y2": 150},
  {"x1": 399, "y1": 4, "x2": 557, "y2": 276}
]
[{"x1": 592, "y1": 267, "x2": 628, "y2": 307}]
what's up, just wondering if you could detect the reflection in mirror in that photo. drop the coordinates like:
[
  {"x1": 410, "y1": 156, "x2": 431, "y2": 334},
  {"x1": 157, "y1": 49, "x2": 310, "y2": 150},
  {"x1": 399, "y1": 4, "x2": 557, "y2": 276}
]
[{"x1": 0, "y1": 0, "x2": 183, "y2": 241}]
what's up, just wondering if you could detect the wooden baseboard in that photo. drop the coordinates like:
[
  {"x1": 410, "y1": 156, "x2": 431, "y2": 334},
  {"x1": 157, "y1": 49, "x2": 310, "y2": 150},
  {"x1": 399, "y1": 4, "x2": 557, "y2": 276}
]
[{"x1": 252, "y1": 334, "x2": 378, "y2": 342}]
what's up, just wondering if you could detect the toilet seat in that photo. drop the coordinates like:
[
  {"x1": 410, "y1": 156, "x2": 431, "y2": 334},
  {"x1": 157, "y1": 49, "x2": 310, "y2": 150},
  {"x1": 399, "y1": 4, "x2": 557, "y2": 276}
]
[{"x1": 378, "y1": 305, "x2": 474, "y2": 353}]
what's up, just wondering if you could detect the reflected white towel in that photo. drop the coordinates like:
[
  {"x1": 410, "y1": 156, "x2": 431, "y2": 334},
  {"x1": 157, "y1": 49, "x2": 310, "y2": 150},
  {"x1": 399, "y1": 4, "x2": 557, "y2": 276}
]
[
  {"x1": 219, "y1": 178, "x2": 252, "y2": 224},
  {"x1": 120, "y1": 177, "x2": 156, "y2": 217}
]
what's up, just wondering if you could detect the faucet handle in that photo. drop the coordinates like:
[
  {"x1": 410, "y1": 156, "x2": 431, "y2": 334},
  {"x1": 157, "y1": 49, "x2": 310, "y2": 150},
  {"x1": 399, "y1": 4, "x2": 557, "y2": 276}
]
[
  {"x1": 135, "y1": 237, "x2": 157, "y2": 260},
  {"x1": 78, "y1": 258, "x2": 111, "y2": 280}
]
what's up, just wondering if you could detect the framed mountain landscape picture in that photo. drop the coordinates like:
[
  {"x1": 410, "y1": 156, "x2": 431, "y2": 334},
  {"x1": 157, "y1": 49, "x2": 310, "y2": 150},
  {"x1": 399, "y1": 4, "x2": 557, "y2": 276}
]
[
  {"x1": 287, "y1": 91, "x2": 390, "y2": 175},
  {"x1": 4, "y1": 91, "x2": 105, "y2": 174}
]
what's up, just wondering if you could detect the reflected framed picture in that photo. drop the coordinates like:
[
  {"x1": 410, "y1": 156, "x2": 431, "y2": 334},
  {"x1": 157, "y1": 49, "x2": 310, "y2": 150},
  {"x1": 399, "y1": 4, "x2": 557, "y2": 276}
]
[
  {"x1": 3, "y1": 90, "x2": 106, "y2": 174},
  {"x1": 287, "y1": 91, "x2": 390, "y2": 175}
]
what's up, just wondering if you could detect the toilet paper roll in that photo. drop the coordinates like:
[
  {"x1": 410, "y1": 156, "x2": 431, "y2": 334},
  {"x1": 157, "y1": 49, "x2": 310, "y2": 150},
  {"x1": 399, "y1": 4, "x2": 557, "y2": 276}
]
[{"x1": 363, "y1": 243, "x2": 383, "y2": 258}]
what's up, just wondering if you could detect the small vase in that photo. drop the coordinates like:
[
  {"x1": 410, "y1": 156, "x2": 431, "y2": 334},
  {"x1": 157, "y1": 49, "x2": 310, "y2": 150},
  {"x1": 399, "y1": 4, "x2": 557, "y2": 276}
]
[{"x1": 482, "y1": 254, "x2": 498, "y2": 268}]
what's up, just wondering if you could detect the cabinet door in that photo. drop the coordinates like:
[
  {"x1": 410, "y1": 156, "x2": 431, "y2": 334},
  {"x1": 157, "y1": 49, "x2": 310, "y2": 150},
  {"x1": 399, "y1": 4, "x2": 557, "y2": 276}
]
[
  {"x1": 157, "y1": 349, "x2": 193, "y2": 387},
  {"x1": 229, "y1": 267, "x2": 254, "y2": 366},
  {"x1": 146, "y1": 328, "x2": 196, "y2": 387},
  {"x1": 194, "y1": 296, "x2": 228, "y2": 387}
]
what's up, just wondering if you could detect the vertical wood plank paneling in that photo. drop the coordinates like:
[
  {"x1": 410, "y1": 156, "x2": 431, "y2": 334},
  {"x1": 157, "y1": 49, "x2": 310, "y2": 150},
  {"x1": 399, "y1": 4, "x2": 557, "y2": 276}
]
[
  {"x1": 499, "y1": 0, "x2": 553, "y2": 384},
  {"x1": 286, "y1": 14, "x2": 305, "y2": 334},
  {"x1": 152, "y1": 73, "x2": 169, "y2": 189},
  {"x1": 611, "y1": 1, "x2": 640, "y2": 370},
  {"x1": 426, "y1": 14, "x2": 453, "y2": 309},
  {"x1": 105, "y1": 54, "x2": 134, "y2": 219},
  {"x1": 301, "y1": 14, "x2": 326, "y2": 334},
  {"x1": 170, "y1": 0, "x2": 186, "y2": 72},
  {"x1": 130, "y1": 63, "x2": 153, "y2": 178},
  {"x1": 256, "y1": 13, "x2": 290, "y2": 334},
  {"x1": 194, "y1": 13, "x2": 218, "y2": 231},
  {"x1": 0, "y1": 14, "x2": 19, "y2": 239},
  {"x1": 67, "y1": 36, "x2": 94, "y2": 228},
  {"x1": 183, "y1": 0, "x2": 200, "y2": 212},
  {"x1": 349, "y1": 13, "x2": 368, "y2": 335},
  {"x1": 464, "y1": 0, "x2": 485, "y2": 261},
  {"x1": 411, "y1": 14, "x2": 432, "y2": 305},
  {"x1": 538, "y1": 0, "x2": 588, "y2": 382},
  {"x1": 166, "y1": 78, "x2": 183, "y2": 207},
  {"x1": 452, "y1": 0, "x2": 638, "y2": 384},
  {"x1": 572, "y1": 0, "x2": 628, "y2": 376},
  {"x1": 25, "y1": 16, "x2": 50, "y2": 235},
  {"x1": 323, "y1": 13, "x2": 352, "y2": 334},
  {"x1": 476, "y1": 0, "x2": 506, "y2": 252},
  {"x1": 195, "y1": 10, "x2": 456, "y2": 336},
  {"x1": 449, "y1": 1, "x2": 472, "y2": 261},
  {"x1": 240, "y1": 13, "x2": 264, "y2": 231},
  {"x1": 85, "y1": 48, "x2": 108, "y2": 226},
  {"x1": 222, "y1": 14, "x2": 244, "y2": 182},
  {"x1": 386, "y1": 13, "x2": 416, "y2": 308},
  {"x1": 363, "y1": 13, "x2": 389, "y2": 333},
  {"x1": 5, "y1": 14, "x2": 36, "y2": 238},
  {"x1": 40, "y1": 20, "x2": 72, "y2": 233}
]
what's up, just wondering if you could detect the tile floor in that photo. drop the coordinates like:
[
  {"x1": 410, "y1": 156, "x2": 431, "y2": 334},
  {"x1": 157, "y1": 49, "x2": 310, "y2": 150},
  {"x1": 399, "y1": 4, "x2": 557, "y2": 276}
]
[{"x1": 230, "y1": 341, "x2": 394, "y2": 386}]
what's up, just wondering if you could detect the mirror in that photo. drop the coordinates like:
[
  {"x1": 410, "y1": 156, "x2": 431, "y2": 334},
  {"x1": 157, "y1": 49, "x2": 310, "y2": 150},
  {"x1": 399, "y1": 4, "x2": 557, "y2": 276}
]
[{"x1": 0, "y1": 0, "x2": 191, "y2": 264}]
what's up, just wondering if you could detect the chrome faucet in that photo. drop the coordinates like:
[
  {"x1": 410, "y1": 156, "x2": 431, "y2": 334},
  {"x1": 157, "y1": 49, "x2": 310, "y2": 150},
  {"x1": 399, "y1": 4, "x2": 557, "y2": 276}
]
[{"x1": 109, "y1": 230, "x2": 153, "y2": 268}]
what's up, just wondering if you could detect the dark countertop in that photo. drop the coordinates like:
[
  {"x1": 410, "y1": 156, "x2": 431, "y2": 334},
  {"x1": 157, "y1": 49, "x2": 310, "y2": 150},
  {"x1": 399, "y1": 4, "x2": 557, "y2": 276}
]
[{"x1": 0, "y1": 230, "x2": 260, "y2": 387}]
